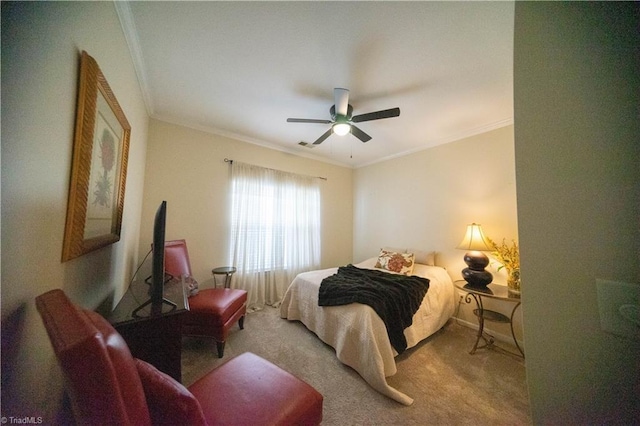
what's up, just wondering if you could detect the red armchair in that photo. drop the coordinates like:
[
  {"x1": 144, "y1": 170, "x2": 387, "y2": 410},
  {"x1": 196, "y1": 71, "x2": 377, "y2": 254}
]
[
  {"x1": 35, "y1": 289, "x2": 323, "y2": 425},
  {"x1": 164, "y1": 239, "x2": 246, "y2": 358}
]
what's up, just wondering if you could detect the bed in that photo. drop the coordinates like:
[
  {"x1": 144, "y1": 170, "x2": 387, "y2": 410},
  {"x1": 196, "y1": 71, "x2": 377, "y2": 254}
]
[{"x1": 279, "y1": 255, "x2": 455, "y2": 405}]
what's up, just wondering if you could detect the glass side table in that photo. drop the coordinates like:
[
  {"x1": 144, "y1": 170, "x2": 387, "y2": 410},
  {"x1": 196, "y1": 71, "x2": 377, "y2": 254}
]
[
  {"x1": 212, "y1": 266, "x2": 237, "y2": 288},
  {"x1": 454, "y1": 280, "x2": 524, "y2": 358}
]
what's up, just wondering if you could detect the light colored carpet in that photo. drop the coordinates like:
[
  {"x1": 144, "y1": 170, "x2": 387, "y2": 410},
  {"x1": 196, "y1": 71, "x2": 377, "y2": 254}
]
[{"x1": 182, "y1": 307, "x2": 531, "y2": 425}]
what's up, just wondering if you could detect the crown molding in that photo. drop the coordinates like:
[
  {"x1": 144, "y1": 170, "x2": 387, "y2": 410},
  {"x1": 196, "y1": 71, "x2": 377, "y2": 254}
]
[
  {"x1": 114, "y1": 1, "x2": 154, "y2": 115},
  {"x1": 355, "y1": 117, "x2": 515, "y2": 168}
]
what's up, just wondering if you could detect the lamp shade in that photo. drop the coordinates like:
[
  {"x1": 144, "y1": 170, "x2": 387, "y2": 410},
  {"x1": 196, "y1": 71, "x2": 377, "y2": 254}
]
[
  {"x1": 457, "y1": 223, "x2": 493, "y2": 287},
  {"x1": 456, "y1": 223, "x2": 492, "y2": 251}
]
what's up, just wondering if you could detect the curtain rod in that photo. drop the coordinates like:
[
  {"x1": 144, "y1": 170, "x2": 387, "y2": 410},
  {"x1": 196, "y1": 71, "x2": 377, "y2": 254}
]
[{"x1": 224, "y1": 158, "x2": 327, "y2": 181}]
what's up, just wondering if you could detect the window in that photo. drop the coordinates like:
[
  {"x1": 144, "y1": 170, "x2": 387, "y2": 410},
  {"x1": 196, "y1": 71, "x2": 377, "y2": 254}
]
[{"x1": 229, "y1": 161, "x2": 321, "y2": 310}]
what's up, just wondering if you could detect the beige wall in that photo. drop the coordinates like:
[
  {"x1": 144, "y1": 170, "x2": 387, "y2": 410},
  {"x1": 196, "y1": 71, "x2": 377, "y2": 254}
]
[
  {"x1": 514, "y1": 2, "x2": 639, "y2": 423},
  {"x1": 139, "y1": 119, "x2": 353, "y2": 287},
  {"x1": 1, "y1": 2, "x2": 149, "y2": 420},
  {"x1": 353, "y1": 125, "x2": 521, "y2": 341}
]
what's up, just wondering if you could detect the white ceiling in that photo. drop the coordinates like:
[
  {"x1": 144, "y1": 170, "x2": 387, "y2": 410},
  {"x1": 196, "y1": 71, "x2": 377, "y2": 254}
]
[{"x1": 118, "y1": 1, "x2": 514, "y2": 168}]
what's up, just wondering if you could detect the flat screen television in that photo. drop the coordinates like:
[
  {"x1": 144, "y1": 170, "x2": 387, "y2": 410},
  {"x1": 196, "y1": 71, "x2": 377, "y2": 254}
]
[{"x1": 132, "y1": 201, "x2": 176, "y2": 317}]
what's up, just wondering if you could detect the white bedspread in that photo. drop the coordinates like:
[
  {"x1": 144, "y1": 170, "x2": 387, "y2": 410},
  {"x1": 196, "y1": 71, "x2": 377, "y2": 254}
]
[{"x1": 279, "y1": 258, "x2": 455, "y2": 405}]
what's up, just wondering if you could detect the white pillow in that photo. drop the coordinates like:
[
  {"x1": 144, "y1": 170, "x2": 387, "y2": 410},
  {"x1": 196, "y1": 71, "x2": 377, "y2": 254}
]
[
  {"x1": 407, "y1": 248, "x2": 436, "y2": 266},
  {"x1": 382, "y1": 246, "x2": 407, "y2": 254}
]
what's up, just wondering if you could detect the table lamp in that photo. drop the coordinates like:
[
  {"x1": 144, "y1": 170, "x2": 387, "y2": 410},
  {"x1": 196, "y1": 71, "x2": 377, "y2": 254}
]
[{"x1": 456, "y1": 223, "x2": 493, "y2": 287}]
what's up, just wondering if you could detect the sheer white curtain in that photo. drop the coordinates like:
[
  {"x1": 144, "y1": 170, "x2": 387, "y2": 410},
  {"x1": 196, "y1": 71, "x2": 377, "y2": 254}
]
[{"x1": 229, "y1": 162, "x2": 321, "y2": 311}]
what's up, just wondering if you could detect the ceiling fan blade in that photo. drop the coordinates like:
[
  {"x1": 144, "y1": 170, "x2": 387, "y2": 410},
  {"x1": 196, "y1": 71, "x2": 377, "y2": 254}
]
[
  {"x1": 334, "y1": 88, "x2": 349, "y2": 117},
  {"x1": 287, "y1": 118, "x2": 332, "y2": 124},
  {"x1": 312, "y1": 128, "x2": 333, "y2": 145},
  {"x1": 352, "y1": 107, "x2": 400, "y2": 123},
  {"x1": 350, "y1": 125, "x2": 372, "y2": 143}
]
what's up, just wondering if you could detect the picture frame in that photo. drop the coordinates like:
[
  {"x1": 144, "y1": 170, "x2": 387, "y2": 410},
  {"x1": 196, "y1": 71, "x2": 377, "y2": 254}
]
[{"x1": 62, "y1": 51, "x2": 131, "y2": 262}]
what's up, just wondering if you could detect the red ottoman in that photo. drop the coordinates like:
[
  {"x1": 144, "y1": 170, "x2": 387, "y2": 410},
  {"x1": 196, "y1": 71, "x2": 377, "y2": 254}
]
[
  {"x1": 189, "y1": 352, "x2": 323, "y2": 425},
  {"x1": 183, "y1": 288, "x2": 248, "y2": 358}
]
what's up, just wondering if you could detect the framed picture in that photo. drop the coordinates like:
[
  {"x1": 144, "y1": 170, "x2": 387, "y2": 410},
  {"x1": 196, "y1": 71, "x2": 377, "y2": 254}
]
[{"x1": 62, "y1": 51, "x2": 131, "y2": 262}]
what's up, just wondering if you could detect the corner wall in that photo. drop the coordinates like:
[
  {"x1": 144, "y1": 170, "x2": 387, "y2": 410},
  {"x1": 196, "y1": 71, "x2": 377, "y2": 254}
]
[
  {"x1": 353, "y1": 125, "x2": 521, "y2": 340},
  {"x1": 1, "y1": 2, "x2": 149, "y2": 420},
  {"x1": 514, "y1": 2, "x2": 639, "y2": 423}
]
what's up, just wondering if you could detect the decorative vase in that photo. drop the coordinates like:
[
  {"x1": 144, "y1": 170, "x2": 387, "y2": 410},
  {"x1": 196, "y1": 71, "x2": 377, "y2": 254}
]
[
  {"x1": 461, "y1": 251, "x2": 493, "y2": 287},
  {"x1": 507, "y1": 268, "x2": 521, "y2": 294}
]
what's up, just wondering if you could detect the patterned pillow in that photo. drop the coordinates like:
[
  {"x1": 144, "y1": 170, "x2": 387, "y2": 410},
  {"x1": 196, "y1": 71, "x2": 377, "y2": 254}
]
[{"x1": 375, "y1": 250, "x2": 415, "y2": 275}]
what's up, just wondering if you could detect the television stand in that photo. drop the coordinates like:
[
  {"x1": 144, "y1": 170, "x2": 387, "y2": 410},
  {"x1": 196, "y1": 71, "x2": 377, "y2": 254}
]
[
  {"x1": 131, "y1": 297, "x2": 177, "y2": 318},
  {"x1": 109, "y1": 278, "x2": 189, "y2": 382}
]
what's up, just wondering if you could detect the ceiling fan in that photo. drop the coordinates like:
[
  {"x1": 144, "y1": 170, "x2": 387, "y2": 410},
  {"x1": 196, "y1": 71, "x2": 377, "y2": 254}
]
[{"x1": 287, "y1": 88, "x2": 400, "y2": 145}]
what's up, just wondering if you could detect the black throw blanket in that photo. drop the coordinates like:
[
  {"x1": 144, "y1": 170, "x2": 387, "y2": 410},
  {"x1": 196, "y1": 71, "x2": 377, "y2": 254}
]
[{"x1": 318, "y1": 264, "x2": 430, "y2": 354}]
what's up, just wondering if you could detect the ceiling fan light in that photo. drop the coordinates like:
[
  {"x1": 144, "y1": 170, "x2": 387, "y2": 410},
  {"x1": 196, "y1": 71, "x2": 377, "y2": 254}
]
[{"x1": 333, "y1": 122, "x2": 351, "y2": 136}]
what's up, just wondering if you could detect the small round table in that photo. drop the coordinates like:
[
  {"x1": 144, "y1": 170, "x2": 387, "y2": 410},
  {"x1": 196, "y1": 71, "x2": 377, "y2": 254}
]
[
  {"x1": 211, "y1": 266, "x2": 236, "y2": 288},
  {"x1": 454, "y1": 280, "x2": 524, "y2": 358}
]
